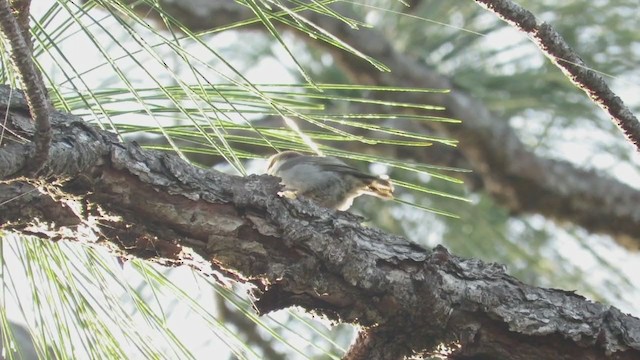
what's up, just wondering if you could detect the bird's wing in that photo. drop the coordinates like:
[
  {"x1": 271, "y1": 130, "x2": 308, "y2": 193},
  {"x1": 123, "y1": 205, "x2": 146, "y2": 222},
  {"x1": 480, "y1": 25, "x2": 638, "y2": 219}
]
[
  {"x1": 316, "y1": 163, "x2": 379, "y2": 180},
  {"x1": 300, "y1": 157, "x2": 380, "y2": 180}
]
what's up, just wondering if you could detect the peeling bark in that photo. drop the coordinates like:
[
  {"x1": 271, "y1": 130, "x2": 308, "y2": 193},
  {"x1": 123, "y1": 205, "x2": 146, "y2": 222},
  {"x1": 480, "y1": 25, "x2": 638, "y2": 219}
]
[{"x1": 2, "y1": 86, "x2": 640, "y2": 359}]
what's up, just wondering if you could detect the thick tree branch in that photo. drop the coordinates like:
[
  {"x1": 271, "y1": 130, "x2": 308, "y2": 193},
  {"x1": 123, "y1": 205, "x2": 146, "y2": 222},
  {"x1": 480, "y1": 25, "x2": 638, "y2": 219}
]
[
  {"x1": 473, "y1": 0, "x2": 640, "y2": 152},
  {"x1": 104, "y1": 0, "x2": 640, "y2": 248},
  {"x1": 1, "y1": 86, "x2": 639, "y2": 359},
  {"x1": 0, "y1": 0, "x2": 50, "y2": 173}
]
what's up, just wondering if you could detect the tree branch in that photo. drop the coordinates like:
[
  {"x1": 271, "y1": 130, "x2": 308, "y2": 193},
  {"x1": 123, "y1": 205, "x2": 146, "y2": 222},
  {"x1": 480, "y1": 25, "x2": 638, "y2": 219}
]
[
  {"x1": 1, "y1": 85, "x2": 639, "y2": 359},
  {"x1": 9, "y1": 0, "x2": 31, "y2": 46},
  {"x1": 0, "y1": 0, "x2": 50, "y2": 173},
  {"x1": 103, "y1": 0, "x2": 640, "y2": 248},
  {"x1": 473, "y1": 0, "x2": 640, "y2": 152},
  {"x1": 294, "y1": 5, "x2": 640, "y2": 248}
]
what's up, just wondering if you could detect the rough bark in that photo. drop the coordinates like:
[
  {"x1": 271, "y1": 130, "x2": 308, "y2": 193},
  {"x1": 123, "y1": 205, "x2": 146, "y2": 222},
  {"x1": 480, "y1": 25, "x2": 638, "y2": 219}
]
[
  {"x1": 2, "y1": 86, "x2": 640, "y2": 359},
  {"x1": 96, "y1": 0, "x2": 640, "y2": 249}
]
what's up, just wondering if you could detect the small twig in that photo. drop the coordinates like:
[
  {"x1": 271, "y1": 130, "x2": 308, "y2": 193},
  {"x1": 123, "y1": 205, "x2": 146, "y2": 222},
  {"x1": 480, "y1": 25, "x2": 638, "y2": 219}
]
[
  {"x1": 0, "y1": 0, "x2": 51, "y2": 172},
  {"x1": 473, "y1": 0, "x2": 640, "y2": 152},
  {"x1": 9, "y1": 0, "x2": 32, "y2": 44}
]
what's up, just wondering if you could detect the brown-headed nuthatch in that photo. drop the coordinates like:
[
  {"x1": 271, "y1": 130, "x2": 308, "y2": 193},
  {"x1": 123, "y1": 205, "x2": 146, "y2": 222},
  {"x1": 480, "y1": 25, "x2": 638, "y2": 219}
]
[{"x1": 266, "y1": 151, "x2": 394, "y2": 210}]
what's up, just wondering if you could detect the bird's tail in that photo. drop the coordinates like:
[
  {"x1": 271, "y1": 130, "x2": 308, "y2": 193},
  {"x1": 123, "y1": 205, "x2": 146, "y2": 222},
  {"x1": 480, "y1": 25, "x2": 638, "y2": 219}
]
[{"x1": 362, "y1": 176, "x2": 394, "y2": 200}]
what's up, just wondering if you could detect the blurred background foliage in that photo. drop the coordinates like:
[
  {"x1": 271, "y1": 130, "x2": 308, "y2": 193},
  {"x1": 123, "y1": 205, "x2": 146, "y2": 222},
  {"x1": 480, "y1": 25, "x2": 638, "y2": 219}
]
[{"x1": 1, "y1": 0, "x2": 639, "y2": 358}]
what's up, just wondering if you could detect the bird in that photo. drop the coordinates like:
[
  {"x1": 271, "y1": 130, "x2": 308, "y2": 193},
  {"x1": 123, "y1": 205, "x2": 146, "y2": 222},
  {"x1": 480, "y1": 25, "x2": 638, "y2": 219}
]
[{"x1": 266, "y1": 151, "x2": 394, "y2": 211}]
